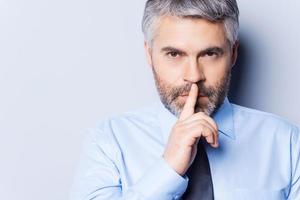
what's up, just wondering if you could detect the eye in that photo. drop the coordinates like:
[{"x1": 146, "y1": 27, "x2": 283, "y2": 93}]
[
  {"x1": 205, "y1": 51, "x2": 218, "y2": 57},
  {"x1": 166, "y1": 51, "x2": 181, "y2": 58}
]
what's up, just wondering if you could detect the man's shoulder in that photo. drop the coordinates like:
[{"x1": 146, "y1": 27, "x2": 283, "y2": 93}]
[
  {"x1": 94, "y1": 102, "x2": 159, "y2": 132},
  {"x1": 230, "y1": 102, "x2": 299, "y2": 132},
  {"x1": 87, "y1": 103, "x2": 159, "y2": 153}
]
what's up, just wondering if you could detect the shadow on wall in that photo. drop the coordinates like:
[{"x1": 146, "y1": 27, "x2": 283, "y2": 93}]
[{"x1": 228, "y1": 33, "x2": 254, "y2": 106}]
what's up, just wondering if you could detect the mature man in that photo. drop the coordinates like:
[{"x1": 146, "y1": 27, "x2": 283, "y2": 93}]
[{"x1": 70, "y1": 0, "x2": 300, "y2": 199}]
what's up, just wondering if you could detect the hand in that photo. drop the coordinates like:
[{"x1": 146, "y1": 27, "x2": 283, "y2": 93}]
[{"x1": 162, "y1": 83, "x2": 219, "y2": 176}]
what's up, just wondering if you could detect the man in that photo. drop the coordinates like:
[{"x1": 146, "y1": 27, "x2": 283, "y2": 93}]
[{"x1": 70, "y1": 0, "x2": 300, "y2": 199}]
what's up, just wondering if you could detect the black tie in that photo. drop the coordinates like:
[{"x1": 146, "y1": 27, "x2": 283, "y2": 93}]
[{"x1": 181, "y1": 138, "x2": 214, "y2": 200}]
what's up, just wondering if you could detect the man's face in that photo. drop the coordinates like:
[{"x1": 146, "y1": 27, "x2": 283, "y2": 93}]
[{"x1": 145, "y1": 15, "x2": 238, "y2": 117}]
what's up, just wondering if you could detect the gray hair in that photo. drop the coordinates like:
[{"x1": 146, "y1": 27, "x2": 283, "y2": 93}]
[{"x1": 142, "y1": 0, "x2": 239, "y2": 46}]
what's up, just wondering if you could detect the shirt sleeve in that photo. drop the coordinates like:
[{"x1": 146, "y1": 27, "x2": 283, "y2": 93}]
[
  {"x1": 69, "y1": 119, "x2": 189, "y2": 200},
  {"x1": 287, "y1": 125, "x2": 300, "y2": 200}
]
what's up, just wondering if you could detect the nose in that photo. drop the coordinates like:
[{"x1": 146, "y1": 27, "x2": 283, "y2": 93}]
[{"x1": 183, "y1": 58, "x2": 205, "y2": 83}]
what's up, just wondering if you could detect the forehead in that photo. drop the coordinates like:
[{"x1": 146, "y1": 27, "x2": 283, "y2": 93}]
[{"x1": 153, "y1": 15, "x2": 227, "y2": 50}]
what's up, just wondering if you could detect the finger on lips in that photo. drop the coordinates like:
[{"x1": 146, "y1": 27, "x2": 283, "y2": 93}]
[
  {"x1": 178, "y1": 83, "x2": 219, "y2": 148},
  {"x1": 179, "y1": 84, "x2": 198, "y2": 121}
]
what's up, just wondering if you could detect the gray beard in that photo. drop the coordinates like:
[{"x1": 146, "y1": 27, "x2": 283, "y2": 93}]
[{"x1": 152, "y1": 66, "x2": 231, "y2": 117}]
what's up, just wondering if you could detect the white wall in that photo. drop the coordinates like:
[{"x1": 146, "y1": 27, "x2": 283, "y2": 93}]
[
  {"x1": 229, "y1": 0, "x2": 300, "y2": 126},
  {"x1": 0, "y1": 0, "x2": 299, "y2": 199}
]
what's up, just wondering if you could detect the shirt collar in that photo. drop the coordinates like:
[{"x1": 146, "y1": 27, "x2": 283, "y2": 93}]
[{"x1": 155, "y1": 96, "x2": 235, "y2": 144}]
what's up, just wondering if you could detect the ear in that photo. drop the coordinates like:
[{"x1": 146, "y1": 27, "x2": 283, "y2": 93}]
[
  {"x1": 144, "y1": 41, "x2": 153, "y2": 68},
  {"x1": 231, "y1": 41, "x2": 239, "y2": 68}
]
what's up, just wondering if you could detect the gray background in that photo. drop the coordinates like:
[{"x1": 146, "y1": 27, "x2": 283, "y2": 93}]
[{"x1": 0, "y1": 0, "x2": 299, "y2": 199}]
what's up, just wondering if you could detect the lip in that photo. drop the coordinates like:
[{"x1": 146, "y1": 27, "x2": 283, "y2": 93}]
[{"x1": 180, "y1": 94, "x2": 207, "y2": 97}]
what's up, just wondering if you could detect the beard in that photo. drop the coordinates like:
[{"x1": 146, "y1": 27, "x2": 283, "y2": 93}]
[{"x1": 152, "y1": 66, "x2": 231, "y2": 117}]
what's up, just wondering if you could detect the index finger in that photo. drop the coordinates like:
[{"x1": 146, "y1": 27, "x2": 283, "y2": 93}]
[{"x1": 179, "y1": 83, "x2": 198, "y2": 121}]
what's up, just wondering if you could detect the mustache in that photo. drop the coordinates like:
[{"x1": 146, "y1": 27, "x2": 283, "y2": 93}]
[{"x1": 171, "y1": 82, "x2": 215, "y2": 100}]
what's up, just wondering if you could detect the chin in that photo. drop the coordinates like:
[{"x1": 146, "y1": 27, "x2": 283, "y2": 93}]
[{"x1": 195, "y1": 107, "x2": 211, "y2": 116}]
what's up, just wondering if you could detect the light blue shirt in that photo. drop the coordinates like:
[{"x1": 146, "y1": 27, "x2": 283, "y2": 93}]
[{"x1": 70, "y1": 97, "x2": 300, "y2": 200}]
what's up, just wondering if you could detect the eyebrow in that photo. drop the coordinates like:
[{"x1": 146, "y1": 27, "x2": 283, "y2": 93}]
[{"x1": 160, "y1": 46, "x2": 225, "y2": 57}]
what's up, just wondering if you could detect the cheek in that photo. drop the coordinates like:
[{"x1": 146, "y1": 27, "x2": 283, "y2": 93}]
[
  {"x1": 202, "y1": 58, "x2": 230, "y2": 83},
  {"x1": 153, "y1": 55, "x2": 184, "y2": 84}
]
